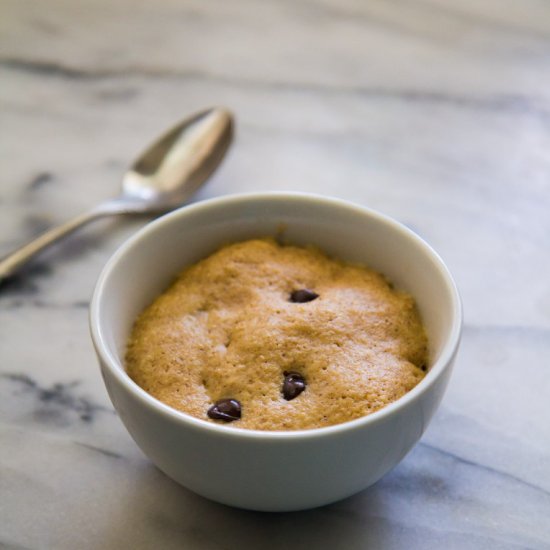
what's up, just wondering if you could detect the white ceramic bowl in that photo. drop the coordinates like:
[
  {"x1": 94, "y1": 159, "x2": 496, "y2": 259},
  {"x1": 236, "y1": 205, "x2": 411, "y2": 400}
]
[{"x1": 90, "y1": 192, "x2": 461, "y2": 512}]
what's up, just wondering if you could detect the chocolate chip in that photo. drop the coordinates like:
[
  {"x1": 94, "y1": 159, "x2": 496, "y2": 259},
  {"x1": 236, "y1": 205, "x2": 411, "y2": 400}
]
[
  {"x1": 283, "y1": 371, "x2": 306, "y2": 400},
  {"x1": 207, "y1": 398, "x2": 241, "y2": 422},
  {"x1": 421, "y1": 364, "x2": 427, "y2": 372},
  {"x1": 290, "y1": 289, "x2": 319, "y2": 303}
]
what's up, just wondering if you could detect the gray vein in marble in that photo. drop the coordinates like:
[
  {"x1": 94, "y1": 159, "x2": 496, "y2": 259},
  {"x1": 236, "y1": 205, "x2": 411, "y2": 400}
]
[
  {"x1": 74, "y1": 441, "x2": 123, "y2": 460},
  {"x1": 419, "y1": 441, "x2": 550, "y2": 499},
  {"x1": 20, "y1": 213, "x2": 54, "y2": 236},
  {"x1": 0, "y1": 57, "x2": 206, "y2": 81},
  {"x1": 0, "y1": 262, "x2": 52, "y2": 294},
  {"x1": 26, "y1": 172, "x2": 54, "y2": 191},
  {"x1": 0, "y1": 373, "x2": 114, "y2": 424},
  {"x1": 0, "y1": 298, "x2": 89, "y2": 310},
  {"x1": 2, "y1": 58, "x2": 549, "y2": 123}
]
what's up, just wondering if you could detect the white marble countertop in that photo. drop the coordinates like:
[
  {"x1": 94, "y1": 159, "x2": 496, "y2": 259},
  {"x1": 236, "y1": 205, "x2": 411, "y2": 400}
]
[{"x1": 1, "y1": 0, "x2": 550, "y2": 548}]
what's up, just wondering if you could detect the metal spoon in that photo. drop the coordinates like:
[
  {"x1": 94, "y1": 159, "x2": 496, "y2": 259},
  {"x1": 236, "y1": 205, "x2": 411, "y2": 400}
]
[{"x1": 0, "y1": 107, "x2": 233, "y2": 282}]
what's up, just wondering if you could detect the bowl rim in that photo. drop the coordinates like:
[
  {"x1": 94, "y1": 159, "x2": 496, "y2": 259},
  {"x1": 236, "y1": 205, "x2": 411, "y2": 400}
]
[{"x1": 90, "y1": 191, "x2": 462, "y2": 441}]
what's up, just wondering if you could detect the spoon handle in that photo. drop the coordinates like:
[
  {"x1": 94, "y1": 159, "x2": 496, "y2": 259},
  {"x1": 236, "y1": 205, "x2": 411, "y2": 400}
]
[{"x1": 0, "y1": 206, "x2": 114, "y2": 282}]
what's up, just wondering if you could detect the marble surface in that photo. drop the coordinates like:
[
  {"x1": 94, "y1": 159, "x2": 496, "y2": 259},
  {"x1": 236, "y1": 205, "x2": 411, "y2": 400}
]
[{"x1": 1, "y1": 0, "x2": 550, "y2": 547}]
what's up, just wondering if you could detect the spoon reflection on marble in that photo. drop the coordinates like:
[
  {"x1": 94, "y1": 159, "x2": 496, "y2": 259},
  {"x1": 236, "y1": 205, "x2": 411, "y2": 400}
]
[{"x1": 0, "y1": 107, "x2": 234, "y2": 283}]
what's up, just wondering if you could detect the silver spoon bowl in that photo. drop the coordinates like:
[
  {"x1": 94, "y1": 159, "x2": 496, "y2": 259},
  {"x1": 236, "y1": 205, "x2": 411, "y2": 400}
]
[{"x1": 0, "y1": 107, "x2": 233, "y2": 282}]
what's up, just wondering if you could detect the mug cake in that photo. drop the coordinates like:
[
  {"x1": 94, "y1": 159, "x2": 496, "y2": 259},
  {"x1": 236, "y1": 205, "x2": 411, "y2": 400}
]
[{"x1": 126, "y1": 238, "x2": 428, "y2": 430}]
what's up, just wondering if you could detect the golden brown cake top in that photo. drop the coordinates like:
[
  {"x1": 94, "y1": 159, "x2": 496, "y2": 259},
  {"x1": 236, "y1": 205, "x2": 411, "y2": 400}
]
[{"x1": 126, "y1": 238, "x2": 427, "y2": 430}]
